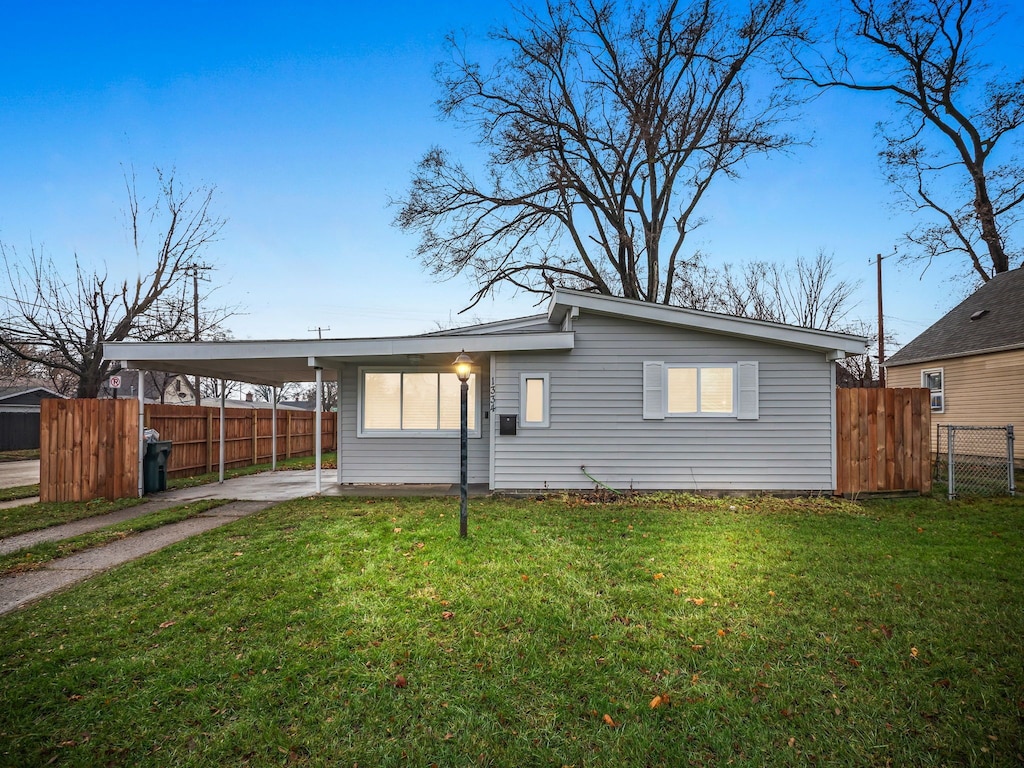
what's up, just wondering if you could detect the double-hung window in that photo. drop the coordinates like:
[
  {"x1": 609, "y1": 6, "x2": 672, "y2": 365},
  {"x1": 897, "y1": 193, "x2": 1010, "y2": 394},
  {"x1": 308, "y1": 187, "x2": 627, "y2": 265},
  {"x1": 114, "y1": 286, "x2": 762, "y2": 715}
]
[
  {"x1": 922, "y1": 368, "x2": 944, "y2": 412},
  {"x1": 359, "y1": 369, "x2": 478, "y2": 436}
]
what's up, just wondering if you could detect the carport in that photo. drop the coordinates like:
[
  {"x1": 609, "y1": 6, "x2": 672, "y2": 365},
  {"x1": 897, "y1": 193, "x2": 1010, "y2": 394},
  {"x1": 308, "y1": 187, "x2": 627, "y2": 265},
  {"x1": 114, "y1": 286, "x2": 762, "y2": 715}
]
[{"x1": 103, "y1": 330, "x2": 573, "y2": 497}]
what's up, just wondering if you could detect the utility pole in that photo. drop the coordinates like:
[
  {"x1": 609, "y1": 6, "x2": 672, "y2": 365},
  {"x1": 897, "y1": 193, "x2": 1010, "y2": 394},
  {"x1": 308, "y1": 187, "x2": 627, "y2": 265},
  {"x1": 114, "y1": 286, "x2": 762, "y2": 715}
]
[
  {"x1": 184, "y1": 262, "x2": 213, "y2": 405},
  {"x1": 308, "y1": 326, "x2": 330, "y2": 340},
  {"x1": 874, "y1": 253, "x2": 886, "y2": 388}
]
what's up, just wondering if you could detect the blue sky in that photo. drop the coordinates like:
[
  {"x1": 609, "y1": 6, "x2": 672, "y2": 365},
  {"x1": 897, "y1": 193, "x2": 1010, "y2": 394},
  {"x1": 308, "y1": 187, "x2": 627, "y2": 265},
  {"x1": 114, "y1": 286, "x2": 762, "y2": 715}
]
[{"x1": 1, "y1": 1, "x2": 1020, "y2": 351}]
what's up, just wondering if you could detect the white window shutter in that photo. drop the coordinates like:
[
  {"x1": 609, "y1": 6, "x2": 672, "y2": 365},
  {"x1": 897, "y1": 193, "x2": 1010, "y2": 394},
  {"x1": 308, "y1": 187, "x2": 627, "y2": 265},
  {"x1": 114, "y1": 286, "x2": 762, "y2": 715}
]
[
  {"x1": 737, "y1": 361, "x2": 759, "y2": 420},
  {"x1": 643, "y1": 361, "x2": 665, "y2": 420}
]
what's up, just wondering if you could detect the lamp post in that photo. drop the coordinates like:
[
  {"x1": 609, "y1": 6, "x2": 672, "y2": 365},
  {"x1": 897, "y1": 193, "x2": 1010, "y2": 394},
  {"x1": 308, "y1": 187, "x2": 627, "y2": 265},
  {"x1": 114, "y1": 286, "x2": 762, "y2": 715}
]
[{"x1": 454, "y1": 351, "x2": 472, "y2": 538}]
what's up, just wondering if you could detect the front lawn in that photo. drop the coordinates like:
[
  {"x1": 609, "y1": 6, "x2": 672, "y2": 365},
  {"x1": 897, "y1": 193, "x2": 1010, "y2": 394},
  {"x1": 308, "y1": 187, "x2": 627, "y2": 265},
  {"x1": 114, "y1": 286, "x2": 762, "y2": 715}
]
[{"x1": 0, "y1": 494, "x2": 1021, "y2": 766}]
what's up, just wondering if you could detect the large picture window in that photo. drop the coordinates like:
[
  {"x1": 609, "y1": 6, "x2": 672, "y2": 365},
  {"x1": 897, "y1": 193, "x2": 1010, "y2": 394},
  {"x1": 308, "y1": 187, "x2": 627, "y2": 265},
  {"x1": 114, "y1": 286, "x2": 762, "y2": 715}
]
[{"x1": 360, "y1": 369, "x2": 478, "y2": 435}]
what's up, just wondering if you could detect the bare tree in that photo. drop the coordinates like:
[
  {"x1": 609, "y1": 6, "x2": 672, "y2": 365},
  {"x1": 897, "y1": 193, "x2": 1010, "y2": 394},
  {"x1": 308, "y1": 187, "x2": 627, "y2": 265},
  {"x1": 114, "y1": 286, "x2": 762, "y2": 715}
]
[
  {"x1": 0, "y1": 167, "x2": 231, "y2": 397},
  {"x1": 394, "y1": 0, "x2": 808, "y2": 308},
  {"x1": 671, "y1": 249, "x2": 860, "y2": 330},
  {"x1": 790, "y1": 0, "x2": 1024, "y2": 281}
]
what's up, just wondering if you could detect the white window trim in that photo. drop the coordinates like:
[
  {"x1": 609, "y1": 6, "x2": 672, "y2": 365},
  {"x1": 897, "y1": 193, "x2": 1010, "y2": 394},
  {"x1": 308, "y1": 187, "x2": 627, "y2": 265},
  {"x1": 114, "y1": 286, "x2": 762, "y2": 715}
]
[
  {"x1": 519, "y1": 373, "x2": 550, "y2": 428},
  {"x1": 357, "y1": 366, "x2": 481, "y2": 438},
  {"x1": 665, "y1": 363, "x2": 738, "y2": 417},
  {"x1": 922, "y1": 367, "x2": 944, "y2": 413}
]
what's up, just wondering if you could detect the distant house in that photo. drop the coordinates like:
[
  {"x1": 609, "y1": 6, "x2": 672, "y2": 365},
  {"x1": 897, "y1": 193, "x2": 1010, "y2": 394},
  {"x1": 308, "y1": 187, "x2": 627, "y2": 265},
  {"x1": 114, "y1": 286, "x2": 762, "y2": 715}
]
[
  {"x1": 0, "y1": 385, "x2": 65, "y2": 451},
  {"x1": 0, "y1": 385, "x2": 65, "y2": 412},
  {"x1": 884, "y1": 267, "x2": 1024, "y2": 459},
  {"x1": 107, "y1": 288, "x2": 867, "y2": 493}
]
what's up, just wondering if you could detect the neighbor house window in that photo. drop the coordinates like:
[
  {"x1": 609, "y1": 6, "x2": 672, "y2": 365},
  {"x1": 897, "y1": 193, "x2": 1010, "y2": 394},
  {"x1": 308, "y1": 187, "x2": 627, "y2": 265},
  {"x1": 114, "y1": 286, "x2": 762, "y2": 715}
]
[
  {"x1": 666, "y1": 365, "x2": 735, "y2": 416},
  {"x1": 360, "y1": 369, "x2": 477, "y2": 435},
  {"x1": 519, "y1": 373, "x2": 549, "y2": 428},
  {"x1": 922, "y1": 368, "x2": 944, "y2": 412}
]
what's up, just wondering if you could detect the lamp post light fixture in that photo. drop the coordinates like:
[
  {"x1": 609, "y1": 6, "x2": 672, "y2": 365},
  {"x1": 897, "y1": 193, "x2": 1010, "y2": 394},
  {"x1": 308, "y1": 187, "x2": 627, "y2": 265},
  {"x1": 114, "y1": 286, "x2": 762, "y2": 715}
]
[{"x1": 454, "y1": 351, "x2": 472, "y2": 538}]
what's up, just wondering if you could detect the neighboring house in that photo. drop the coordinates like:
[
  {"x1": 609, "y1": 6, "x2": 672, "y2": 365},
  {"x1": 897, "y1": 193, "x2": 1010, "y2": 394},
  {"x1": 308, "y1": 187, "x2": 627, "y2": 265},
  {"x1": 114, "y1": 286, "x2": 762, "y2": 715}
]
[
  {"x1": 106, "y1": 288, "x2": 867, "y2": 493},
  {"x1": 885, "y1": 267, "x2": 1024, "y2": 459},
  {"x1": 0, "y1": 385, "x2": 65, "y2": 412},
  {"x1": 99, "y1": 371, "x2": 196, "y2": 404},
  {"x1": 0, "y1": 385, "x2": 65, "y2": 451}
]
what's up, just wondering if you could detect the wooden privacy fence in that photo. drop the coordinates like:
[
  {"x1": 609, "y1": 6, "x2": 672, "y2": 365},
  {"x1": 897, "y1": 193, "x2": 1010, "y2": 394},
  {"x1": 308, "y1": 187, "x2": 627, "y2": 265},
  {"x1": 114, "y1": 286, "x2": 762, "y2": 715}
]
[
  {"x1": 144, "y1": 404, "x2": 336, "y2": 478},
  {"x1": 40, "y1": 398, "x2": 139, "y2": 502},
  {"x1": 836, "y1": 387, "x2": 931, "y2": 496},
  {"x1": 40, "y1": 400, "x2": 337, "y2": 501}
]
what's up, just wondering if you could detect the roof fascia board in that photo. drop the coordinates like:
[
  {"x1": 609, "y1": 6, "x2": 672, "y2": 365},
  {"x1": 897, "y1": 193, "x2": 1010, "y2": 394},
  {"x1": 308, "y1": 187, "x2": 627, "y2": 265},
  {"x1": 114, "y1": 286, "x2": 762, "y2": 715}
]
[
  {"x1": 105, "y1": 332, "x2": 573, "y2": 364},
  {"x1": 548, "y1": 289, "x2": 867, "y2": 355}
]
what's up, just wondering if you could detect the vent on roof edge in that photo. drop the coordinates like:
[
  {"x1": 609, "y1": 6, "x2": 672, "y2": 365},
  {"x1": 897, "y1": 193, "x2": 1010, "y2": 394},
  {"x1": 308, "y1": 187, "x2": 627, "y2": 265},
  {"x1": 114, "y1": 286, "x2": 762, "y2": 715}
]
[{"x1": 970, "y1": 309, "x2": 989, "y2": 320}]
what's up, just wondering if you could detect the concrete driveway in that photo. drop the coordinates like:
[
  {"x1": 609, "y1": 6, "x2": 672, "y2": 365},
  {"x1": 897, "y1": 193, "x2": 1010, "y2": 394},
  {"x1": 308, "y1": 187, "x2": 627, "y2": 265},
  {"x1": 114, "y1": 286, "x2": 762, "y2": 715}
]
[{"x1": 0, "y1": 460, "x2": 39, "y2": 489}]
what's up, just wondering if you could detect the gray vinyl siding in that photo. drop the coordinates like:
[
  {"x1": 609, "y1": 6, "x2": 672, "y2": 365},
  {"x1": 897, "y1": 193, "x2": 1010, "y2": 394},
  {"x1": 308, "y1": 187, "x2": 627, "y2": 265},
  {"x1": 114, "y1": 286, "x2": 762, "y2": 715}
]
[
  {"x1": 337, "y1": 362, "x2": 490, "y2": 484},
  {"x1": 491, "y1": 313, "x2": 835, "y2": 492}
]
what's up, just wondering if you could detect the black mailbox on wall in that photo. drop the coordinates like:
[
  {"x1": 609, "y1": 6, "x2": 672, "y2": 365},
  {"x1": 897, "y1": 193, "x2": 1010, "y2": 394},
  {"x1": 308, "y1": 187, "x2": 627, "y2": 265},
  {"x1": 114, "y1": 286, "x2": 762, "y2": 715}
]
[{"x1": 499, "y1": 414, "x2": 517, "y2": 436}]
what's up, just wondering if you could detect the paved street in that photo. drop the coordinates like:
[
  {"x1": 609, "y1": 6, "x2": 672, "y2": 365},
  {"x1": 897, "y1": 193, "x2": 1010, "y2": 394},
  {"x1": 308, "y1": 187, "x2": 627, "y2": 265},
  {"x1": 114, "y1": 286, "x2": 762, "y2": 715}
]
[{"x1": 0, "y1": 460, "x2": 39, "y2": 489}]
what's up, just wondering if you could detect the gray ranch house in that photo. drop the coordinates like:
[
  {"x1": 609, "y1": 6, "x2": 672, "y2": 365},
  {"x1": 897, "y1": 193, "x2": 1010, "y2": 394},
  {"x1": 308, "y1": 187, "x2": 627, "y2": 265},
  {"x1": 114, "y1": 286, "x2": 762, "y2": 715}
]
[{"x1": 105, "y1": 288, "x2": 867, "y2": 494}]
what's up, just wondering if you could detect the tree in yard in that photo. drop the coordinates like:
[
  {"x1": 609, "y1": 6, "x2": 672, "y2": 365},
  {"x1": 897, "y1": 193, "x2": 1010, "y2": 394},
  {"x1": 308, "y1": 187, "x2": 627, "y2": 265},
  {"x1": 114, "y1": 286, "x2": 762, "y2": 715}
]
[
  {"x1": 394, "y1": 0, "x2": 808, "y2": 308},
  {"x1": 790, "y1": 0, "x2": 1024, "y2": 282},
  {"x1": 672, "y1": 249, "x2": 860, "y2": 330},
  {"x1": 0, "y1": 167, "x2": 232, "y2": 398}
]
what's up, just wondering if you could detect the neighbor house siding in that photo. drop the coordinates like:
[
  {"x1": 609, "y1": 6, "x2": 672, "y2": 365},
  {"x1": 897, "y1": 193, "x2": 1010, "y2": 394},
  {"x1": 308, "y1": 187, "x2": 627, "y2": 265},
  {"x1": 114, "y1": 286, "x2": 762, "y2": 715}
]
[
  {"x1": 491, "y1": 313, "x2": 836, "y2": 492},
  {"x1": 337, "y1": 361, "x2": 491, "y2": 484},
  {"x1": 886, "y1": 348, "x2": 1024, "y2": 460}
]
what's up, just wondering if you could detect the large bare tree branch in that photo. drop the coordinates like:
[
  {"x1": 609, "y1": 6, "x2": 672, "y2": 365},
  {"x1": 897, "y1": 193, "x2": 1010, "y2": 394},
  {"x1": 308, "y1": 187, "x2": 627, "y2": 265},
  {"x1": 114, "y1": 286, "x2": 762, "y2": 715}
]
[
  {"x1": 788, "y1": 0, "x2": 1023, "y2": 280},
  {"x1": 394, "y1": 0, "x2": 808, "y2": 308},
  {"x1": 0, "y1": 167, "x2": 233, "y2": 397}
]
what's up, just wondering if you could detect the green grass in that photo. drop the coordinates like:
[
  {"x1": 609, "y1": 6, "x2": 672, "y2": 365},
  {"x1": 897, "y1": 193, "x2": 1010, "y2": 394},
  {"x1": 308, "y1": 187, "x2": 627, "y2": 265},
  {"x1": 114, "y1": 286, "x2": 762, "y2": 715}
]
[
  {"x1": 0, "y1": 484, "x2": 39, "y2": 503},
  {"x1": 165, "y1": 452, "x2": 337, "y2": 490},
  {"x1": 0, "y1": 496, "x2": 145, "y2": 539},
  {"x1": 0, "y1": 493, "x2": 1021, "y2": 767},
  {"x1": 0, "y1": 449, "x2": 39, "y2": 462},
  {"x1": 0, "y1": 499, "x2": 230, "y2": 575}
]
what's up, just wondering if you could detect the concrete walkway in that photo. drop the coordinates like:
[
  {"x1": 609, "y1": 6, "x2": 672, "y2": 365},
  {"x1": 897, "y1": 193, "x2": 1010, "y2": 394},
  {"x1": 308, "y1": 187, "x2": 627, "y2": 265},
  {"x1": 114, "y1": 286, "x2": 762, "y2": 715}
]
[
  {"x1": 0, "y1": 469, "x2": 488, "y2": 616},
  {"x1": 0, "y1": 459, "x2": 39, "y2": 489}
]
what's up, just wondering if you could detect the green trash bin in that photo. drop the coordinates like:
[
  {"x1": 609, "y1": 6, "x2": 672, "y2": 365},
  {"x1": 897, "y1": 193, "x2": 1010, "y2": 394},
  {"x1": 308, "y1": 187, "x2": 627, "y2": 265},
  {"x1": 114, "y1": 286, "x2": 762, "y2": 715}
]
[{"x1": 143, "y1": 440, "x2": 173, "y2": 494}]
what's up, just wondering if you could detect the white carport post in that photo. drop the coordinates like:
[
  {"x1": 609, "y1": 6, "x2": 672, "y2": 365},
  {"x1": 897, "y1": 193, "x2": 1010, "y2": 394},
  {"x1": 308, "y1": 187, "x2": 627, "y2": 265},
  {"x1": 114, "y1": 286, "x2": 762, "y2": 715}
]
[
  {"x1": 271, "y1": 386, "x2": 278, "y2": 471},
  {"x1": 137, "y1": 369, "x2": 145, "y2": 498},
  {"x1": 314, "y1": 366, "x2": 323, "y2": 494},
  {"x1": 219, "y1": 380, "x2": 226, "y2": 483}
]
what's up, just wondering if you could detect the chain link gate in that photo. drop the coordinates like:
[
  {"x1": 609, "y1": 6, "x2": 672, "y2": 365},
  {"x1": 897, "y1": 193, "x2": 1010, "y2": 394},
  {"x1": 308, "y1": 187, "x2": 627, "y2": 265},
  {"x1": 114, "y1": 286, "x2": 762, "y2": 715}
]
[{"x1": 935, "y1": 425, "x2": 1016, "y2": 499}]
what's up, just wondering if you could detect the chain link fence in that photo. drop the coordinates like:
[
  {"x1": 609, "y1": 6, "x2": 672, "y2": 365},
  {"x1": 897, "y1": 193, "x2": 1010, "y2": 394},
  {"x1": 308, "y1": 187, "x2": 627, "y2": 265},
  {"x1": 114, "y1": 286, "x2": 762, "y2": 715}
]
[{"x1": 934, "y1": 425, "x2": 1016, "y2": 500}]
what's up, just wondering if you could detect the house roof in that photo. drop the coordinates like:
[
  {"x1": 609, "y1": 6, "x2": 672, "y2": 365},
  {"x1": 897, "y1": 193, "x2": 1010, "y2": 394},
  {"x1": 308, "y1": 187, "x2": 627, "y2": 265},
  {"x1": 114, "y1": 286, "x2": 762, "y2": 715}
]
[
  {"x1": 103, "y1": 288, "x2": 867, "y2": 386},
  {"x1": 885, "y1": 267, "x2": 1024, "y2": 367},
  {"x1": 547, "y1": 289, "x2": 868, "y2": 356},
  {"x1": 0, "y1": 385, "x2": 65, "y2": 403}
]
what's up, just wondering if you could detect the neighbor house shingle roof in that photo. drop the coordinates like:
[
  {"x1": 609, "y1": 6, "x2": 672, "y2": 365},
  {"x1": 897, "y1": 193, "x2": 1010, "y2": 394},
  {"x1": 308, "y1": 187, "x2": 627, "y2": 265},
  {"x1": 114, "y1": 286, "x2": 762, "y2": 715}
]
[{"x1": 885, "y1": 267, "x2": 1024, "y2": 367}]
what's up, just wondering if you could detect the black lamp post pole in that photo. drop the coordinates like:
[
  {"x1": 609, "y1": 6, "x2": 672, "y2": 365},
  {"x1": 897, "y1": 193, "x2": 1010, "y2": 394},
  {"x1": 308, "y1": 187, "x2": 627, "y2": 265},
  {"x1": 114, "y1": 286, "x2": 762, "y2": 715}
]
[{"x1": 459, "y1": 377, "x2": 468, "y2": 538}]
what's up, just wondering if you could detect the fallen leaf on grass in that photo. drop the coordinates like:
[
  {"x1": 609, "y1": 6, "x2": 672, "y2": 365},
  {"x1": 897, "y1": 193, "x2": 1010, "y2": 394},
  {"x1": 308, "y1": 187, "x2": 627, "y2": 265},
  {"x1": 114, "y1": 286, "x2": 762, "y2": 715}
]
[
  {"x1": 158, "y1": 621, "x2": 176, "y2": 629},
  {"x1": 649, "y1": 695, "x2": 665, "y2": 709},
  {"x1": 394, "y1": 675, "x2": 408, "y2": 688},
  {"x1": 653, "y1": 573, "x2": 665, "y2": 581},
  {"x1": 442, "y1": 611, "x2": 455, "y2": 620},
  {"x1": 688, "y1": 597, "x2": 705, "y2": 606},
  {"x1": 602, "y1": 713, "x2": 617, "y2": 727}
]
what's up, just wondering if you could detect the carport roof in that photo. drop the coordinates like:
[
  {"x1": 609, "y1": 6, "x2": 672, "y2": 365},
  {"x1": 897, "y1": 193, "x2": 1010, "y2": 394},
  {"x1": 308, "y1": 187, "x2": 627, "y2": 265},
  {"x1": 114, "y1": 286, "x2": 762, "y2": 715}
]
[{"x1": 103, "y1": 330, "x2": 576, "y2": 387}]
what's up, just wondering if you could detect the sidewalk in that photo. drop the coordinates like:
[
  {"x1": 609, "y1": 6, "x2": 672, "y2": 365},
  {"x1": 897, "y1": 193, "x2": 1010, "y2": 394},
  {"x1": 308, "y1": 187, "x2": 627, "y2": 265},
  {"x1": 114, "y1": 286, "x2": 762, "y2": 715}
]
[{"x1": 0, "y1": 469, "x2": 487, "y2": 616}]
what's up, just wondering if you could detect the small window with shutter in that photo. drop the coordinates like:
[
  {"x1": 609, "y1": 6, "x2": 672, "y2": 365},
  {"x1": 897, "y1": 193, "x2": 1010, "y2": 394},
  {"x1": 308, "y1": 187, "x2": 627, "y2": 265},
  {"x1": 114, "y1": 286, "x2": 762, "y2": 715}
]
[{"x1": 643, "y1": 361, "x2": 759, "y2": 420}]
